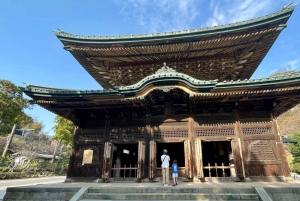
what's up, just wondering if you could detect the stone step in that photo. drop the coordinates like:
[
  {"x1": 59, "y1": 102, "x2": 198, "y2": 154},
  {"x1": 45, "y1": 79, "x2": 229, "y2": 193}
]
[
  {"x1": 81, "y1": 200, "x2": 259, "y2": 201},
  {"x1": 83, "y1": 193, "x2": 259, "y2": 200},
  {"x1": 88, "y1": 187, "x2": 255, "y2": 194}
]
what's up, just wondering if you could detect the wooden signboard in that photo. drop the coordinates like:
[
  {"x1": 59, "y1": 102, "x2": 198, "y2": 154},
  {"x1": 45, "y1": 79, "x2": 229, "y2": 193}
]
[{"x1": 82, "y1": 150, "x2": 93, "y2": 165}]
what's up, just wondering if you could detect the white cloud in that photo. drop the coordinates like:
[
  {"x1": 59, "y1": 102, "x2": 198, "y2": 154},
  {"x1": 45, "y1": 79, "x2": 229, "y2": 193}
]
[
  {"x1": 205, "y1": 0, "x2": 279, "y2": 27},
  {"x1": 285, "y1": 59, "x2": 300, "y2": 70},
  {"x1": 269, "y1": 59, "x2": 300, "y2": 75},
  {"x1": 114, "y1": 0, "x2": 295, "y2": 33},
  {"x1": 115, "y1": 0, "x2": 200, "y2": 33}
]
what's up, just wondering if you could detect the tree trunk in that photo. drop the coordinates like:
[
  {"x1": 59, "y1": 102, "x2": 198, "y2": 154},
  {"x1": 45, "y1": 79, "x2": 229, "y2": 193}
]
[
  {"x1": 51, "y1": 139, "x2": 61, "y2": 163},
  {"x1": 21, "y1": 128, "x2": 25, "y2": 140},
  {"x1": 60, "y1": 144, "x2": 65, "y2": 153},
  {"x1": 0, "y1": 118, "x2": 3, "y2": 131},
  {"x1": 2, "y1": 124, "x2": 17, "y2": 157}
]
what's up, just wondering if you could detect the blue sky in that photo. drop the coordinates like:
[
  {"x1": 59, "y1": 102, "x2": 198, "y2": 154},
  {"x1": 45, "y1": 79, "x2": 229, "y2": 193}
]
[{"x1": 1, "y1": 0, "x2": 300, "y2": 135}]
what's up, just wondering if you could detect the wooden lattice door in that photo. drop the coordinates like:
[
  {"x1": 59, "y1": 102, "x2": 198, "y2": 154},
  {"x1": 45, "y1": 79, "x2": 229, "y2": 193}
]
[
  {"x1": 184, "y1": 139, "x2": 192, "y2": 179},
  {"x1": 195, "y1": 139, "x2": 204, "y2": 178},
  {"x1": 149, "y1": 140, "x2": 157, "y2": 179},
  {"x1": 101, "y1": 142, "x2": 113, "y2": 180},
  {"x1": 137, "y1": 141, "x2": 146, "y2": 179}
]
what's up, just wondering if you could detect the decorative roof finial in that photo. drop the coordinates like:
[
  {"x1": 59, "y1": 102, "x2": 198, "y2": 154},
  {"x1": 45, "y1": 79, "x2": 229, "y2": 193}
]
[
  {"x1": 282, "y1": 2, "x2": 292, "y2": 10},
  {"x1": 155, "y1": 62, "x2": 176, "y2": 74},
  {"x1": 162, "y1": 62, "x2": 169, "y2": 70}
]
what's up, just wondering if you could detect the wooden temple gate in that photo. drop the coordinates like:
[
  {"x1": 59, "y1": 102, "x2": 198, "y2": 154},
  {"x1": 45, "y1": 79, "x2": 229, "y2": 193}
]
[
  {"x1": 66, "y1": 112, "x2": 288, "y2": 182},
  {"x1": 23, "y1": 5, "x2": 298, "y2": 182}
]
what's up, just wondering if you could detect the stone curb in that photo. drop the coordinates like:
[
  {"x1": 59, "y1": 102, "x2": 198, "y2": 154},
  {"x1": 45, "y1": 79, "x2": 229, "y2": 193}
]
[
  {"x1": 254, "y1": 187, "x2": 272, "y2": 201},
  {"x1": 69, "y1": 187, "x2": 88, "y2": 201}
]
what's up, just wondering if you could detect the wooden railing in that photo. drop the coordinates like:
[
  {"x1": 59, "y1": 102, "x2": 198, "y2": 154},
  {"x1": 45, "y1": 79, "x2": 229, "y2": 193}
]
[
  {"x1": 111, "y1": 164, "x2": 138, "y2": 178},
  {"x1": 203, "y1": 163, "x2": 231, "y2": 177},
  {"x1": 156, "y1": 167, "x2": 186, "y2": 177}
]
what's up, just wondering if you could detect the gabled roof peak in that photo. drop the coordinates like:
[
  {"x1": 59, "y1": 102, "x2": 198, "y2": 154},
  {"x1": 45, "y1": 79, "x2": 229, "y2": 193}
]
[{"x1": 54, "y1": 4, "x2": 296, "y2": 41}]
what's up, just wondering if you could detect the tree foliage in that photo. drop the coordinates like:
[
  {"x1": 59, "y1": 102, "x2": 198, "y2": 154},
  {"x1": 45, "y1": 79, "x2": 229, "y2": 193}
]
[
  {"x1": 52, "y1": 116, "x2": 74, "y2": 145},
  {"x1": 0, "y1": 113, "x2": 44, "y2": 137},
  {"x1": 21, "y1": 116, "x2": 44, "y2": 134},
  {"x1": 287, "y1": 132, "x2": 300, "y2": 163},
  {"x1": 269, "y1": 70, "x2": 298, "y2": 77},
  {"x1": 0, "y1": 80, "x2": 30, "y2": 130}
]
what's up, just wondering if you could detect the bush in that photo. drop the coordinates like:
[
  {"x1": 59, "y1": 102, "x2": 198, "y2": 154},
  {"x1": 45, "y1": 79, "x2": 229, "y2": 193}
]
[
  {"x1": 0, "y1": 156, "x2": 12, "y2": 167},
  {"x1": 291, "y1": 163, "x2": 300, "y2": 174},
  {"x1": 12, "y1": 165, "x2": 24, "y2": 172},
  {"x1": 0, "y1": 171, "x2": 54, "y2": 179},
  {"x1": 0, "y1": 167, "x2": 9, "y2": 172}
]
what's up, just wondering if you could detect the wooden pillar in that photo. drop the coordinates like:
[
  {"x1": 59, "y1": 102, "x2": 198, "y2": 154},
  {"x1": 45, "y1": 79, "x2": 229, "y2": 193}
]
[
  {"x1": 98, "y1": 117, "x2": 111, "y2": 181},
  {"x1": 271, "y1": 111, "x2": 291, "y2": 178},
  {"x1": 66, "y1": 126, "x2": 79, "y2": 180},
  {"x1": 145, "y1": 116, "x2": 151, "y2": 179},
  {"x1": 233, "y1": 111, "x2": 248, "y2": 180},
  {"x1": 189, "y1": 117, "x2": 197, "y2": 181}
]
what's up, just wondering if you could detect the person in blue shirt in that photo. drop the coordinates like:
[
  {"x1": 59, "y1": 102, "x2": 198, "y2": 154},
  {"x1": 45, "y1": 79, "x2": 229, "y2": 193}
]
[{"x1": 171, "y1": 159, "x2": 178, "y2": 186}]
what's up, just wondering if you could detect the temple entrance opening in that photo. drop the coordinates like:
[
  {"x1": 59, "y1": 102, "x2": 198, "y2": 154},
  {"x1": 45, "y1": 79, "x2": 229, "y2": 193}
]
[
  {"x1": 202, "y1": 141, "x2": 233, "y2": 177},
  {"x1": 111, "y1": 143, "x2": 138, "y2": 178},
  {"x1": 157, "y1": 142, "x2": 185, "y2": 167},
  {"x1": 156, "y1": 142, "x2": 185, "y2": 177}
]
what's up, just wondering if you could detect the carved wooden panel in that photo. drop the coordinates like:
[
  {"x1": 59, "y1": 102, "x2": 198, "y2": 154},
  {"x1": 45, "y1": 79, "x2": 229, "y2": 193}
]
[
  {"x1": 75, "y1": 145, "x2": 101, "y2": 164},
  {"x1": 196, "y1": 128, "x2": 235, "y2": 137},
  {"x1": 153, "y1": 130, "x2": 188, "y2": 138},
  {"x1": 78, "y1": 129, "x2": 104, "y2": 141},
  {"x1": 248, "y1": 140, "x2": 277, "y2": 161},
  {"x1": 71, "y1": 144, "x2": 103, "y2": 177},
  {"x1": 110, "y1": 128, "x2": 145, "y2": 140},
  {"x1": 242, "y1": 127, "x2": 272, "y2": 135}
]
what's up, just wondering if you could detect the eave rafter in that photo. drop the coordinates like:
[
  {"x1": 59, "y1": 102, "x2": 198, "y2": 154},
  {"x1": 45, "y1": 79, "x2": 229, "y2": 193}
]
[
  {"x1": 54, "y1": 5, "x2": 296, "y2": 89},
  {"x1": 193, "y1": 86, "x2": 300, "y2": 103},
  {"x1": 68, "y1": 28, "x2": 276, "y2": 88}
]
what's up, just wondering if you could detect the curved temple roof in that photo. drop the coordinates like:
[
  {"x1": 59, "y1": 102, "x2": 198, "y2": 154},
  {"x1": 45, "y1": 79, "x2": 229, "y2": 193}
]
[
  {"x1": 22, "y1": 69, "x2": 300, "y2": 122},
  {"x1": 22, "y1": 69, "x2": 300, "y2": 97},
  {"x1": 54, "y1": 5, "x2": 296, "y2": 89}
]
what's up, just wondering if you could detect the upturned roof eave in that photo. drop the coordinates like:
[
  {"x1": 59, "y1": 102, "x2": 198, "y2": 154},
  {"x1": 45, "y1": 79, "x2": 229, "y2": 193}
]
[
  {"x1": 22, "y1": 71, "x2": 300, "y2": 98},
  {"x1": 54, "y1": 5, "x2": 296, "y2": 45}
]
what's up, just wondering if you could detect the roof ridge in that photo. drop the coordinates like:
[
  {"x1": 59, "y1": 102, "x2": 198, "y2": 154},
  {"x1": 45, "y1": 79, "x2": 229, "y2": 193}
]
[
  {"x1": 54, "y1": 4, "x2": 296, "y2": 40},
  {"x1": 217, "y1": 70, "x2": 300, "y2": 85}
]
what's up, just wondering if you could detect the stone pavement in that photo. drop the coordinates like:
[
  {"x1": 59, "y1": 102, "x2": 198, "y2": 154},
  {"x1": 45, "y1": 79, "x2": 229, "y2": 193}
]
[
  {"x1": 1, "y1": 179, "x2": 300, "y2": 201},
  {"x1": 32, "y1": 179, "x2": 300, "y2": 188}
]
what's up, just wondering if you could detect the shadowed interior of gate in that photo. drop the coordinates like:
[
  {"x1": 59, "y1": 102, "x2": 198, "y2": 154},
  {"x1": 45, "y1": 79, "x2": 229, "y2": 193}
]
[
  {"x1": 111, "y1": 143, "x2": 138, "y2": 178},
  {"x1": 202, "y1": 141, "x2": 232, "y2": 177},
  {"x1": 156, "y1": 142, "x2": 185, "y2": 168}
]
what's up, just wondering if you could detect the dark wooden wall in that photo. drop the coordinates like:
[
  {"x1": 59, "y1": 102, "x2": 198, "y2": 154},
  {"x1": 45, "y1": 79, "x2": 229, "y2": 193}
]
[{"x1": 66, "y1": 111, "x2": 290, "y2": 181}]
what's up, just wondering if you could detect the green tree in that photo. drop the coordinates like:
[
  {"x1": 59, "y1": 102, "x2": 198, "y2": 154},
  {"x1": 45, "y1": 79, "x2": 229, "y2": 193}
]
[
  {"x1": 21, "y1": 116, "x2": 44, "y2": 135},
  {"x1": 287, "y1": 132, "x2": 300, "y2": 163},
  {"x1": 52, "y1": 116, "x2": 74, "y2": 145},
  {"x1": 0, "y1": 80, "x2": 30, "y2": 130},
  {"x1": 51, "y1": 116, "x2": 74, "y2": 163}
]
